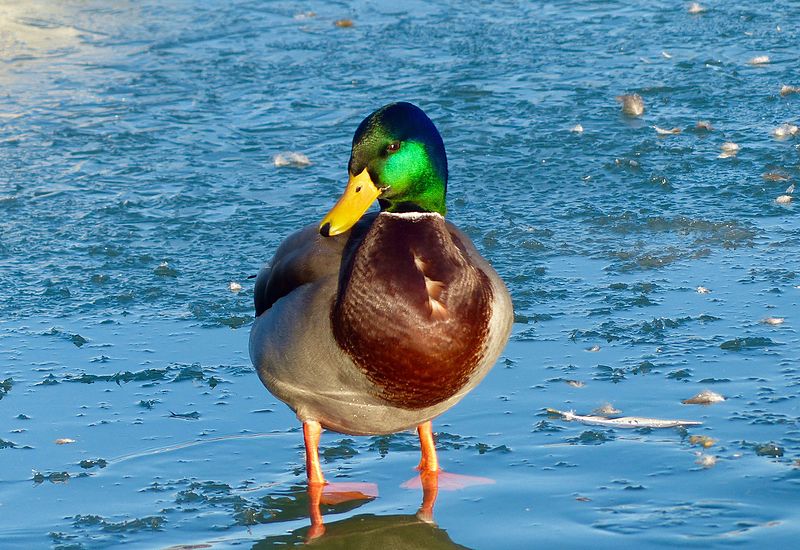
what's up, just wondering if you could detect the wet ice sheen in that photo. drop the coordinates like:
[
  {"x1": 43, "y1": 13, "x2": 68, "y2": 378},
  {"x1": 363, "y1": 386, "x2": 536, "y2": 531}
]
[{"x1": 1, "y1": 0, "x2": 800, "y2": 548}]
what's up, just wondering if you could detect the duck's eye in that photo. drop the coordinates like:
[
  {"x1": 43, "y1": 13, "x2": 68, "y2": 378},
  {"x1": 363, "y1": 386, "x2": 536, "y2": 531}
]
[{"x1": 386, "y1": 141, "x2": 401, "y2": 154}]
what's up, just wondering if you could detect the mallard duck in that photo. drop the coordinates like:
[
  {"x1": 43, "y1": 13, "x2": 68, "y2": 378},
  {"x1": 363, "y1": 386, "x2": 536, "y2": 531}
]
[{"x1": 250, "y1": 102, "x2": 513, "y2": 488}]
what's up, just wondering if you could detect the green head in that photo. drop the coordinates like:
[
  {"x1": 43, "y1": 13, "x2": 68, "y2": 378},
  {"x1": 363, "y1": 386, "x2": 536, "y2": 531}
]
[
  {"x1": 320, "y1": 102, "x2": 448, "y2": 236},
  {"x1": 350, "y1": 102, "x2": 448, "y2": 215}
]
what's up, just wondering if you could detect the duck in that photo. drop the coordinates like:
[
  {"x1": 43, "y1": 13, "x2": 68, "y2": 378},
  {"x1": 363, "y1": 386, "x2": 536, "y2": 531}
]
[{"x1": 250, "y1": 101, "x2": 513, "y2": 491}]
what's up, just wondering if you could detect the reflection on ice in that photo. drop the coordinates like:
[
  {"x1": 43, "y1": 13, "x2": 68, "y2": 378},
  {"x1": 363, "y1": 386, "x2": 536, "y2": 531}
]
[{"x1": 254, "y1": 512, "x2": 468, "y2": 549}]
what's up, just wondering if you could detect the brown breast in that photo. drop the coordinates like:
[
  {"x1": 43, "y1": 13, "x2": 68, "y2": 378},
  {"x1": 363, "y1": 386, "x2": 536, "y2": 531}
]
[{"x1": 332, "y1": 213, "x2": 492, "y2": 410}]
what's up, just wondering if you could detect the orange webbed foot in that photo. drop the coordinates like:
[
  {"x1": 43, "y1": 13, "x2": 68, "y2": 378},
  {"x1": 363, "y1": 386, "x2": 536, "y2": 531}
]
[
  {"x1": 405, "y1": 421, "x2": 496, "y2": 490},
  {"x1": 401, "y1": 470, "x2": 495, "y2": 491}
]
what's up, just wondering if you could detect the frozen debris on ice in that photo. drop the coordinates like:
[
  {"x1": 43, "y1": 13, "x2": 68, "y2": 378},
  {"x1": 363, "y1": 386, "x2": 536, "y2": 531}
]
[
  {"x1": 689, "y1": 435, "x2": 716, "y2": 448},
  {"x1": 748, "y1": 55, "x2": 770, "y2": 65},
  {"x1": 616, "y1": 94, "x2": 645, "y2": 116},
  {"x1": 55, "y1": 438, "x2": 76, "y2": 445},
  {"x1": 696, "y1": 286, "x2": 711, "y2": 294},
  {"x1": 695, "y1": 453, "x2": 717, "y2": 468},
  {"x1": 229, "y1": 281, "x2": 242, "y2": 293},
  {"x1": 718, "y1": 142, "x2": 739, "y2": 158},
  {"x1": 273, "y1": 152, "x2": 311, "y2": 168},
  {"x1": 775, "y1": 195, "x2": 793, "y2": 204},
  {"x1": 762, "y1": 317, "x2": 785, "y2": 325},
  {"x1": 570, "y1": 124, "x2": 584, "y2": 133},
  {"x1": 688, "y1": 3, "x2": 706, "y2": 14},
  {"x1": 547, "y1": 408, "x2": 702, "y2": 428},
  {"x1": 772, "y1": 123, "x2": 799, "y2": 139},
  {"x1": 682, "y1": 389, "x2": 725, "y2": 404},
  {"x1": 592, "y1": 403, "x2": 622, "y2": 416},
  {"x1": 780, "y1": 85, "x2": 799, "y2": 97},
  {"x1": 695, "y1": 120, "x2": 713, "y2": 131},
  {"x1": 653, "y1": 125, "x2": 681, "y2": 135}
]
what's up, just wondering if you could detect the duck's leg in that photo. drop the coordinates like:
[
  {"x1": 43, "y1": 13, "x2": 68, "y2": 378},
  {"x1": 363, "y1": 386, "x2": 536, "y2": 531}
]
[
  {"x1": 417, "y1": 420, "x2": 439, "y2": 472},
  {"x1": 415, "y1": 421, "x2": 440, "y2": 522},
  {"x1": 403, "y1": 421, "x2": 495, "y2": 493},
  {"x1": 303, "y1": 421, "x2": 326, "y2": 541},
  {"x1": 303, "y1": 420, "x2": 324, "y2": 485},
  {"x1": 303, "y1": 420, "x2": 378, "y2": 541}
]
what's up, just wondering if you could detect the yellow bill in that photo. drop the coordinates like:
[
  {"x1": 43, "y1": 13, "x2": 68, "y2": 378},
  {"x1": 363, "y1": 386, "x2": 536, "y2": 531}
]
[{"x1": 319, "y1": 168, "x2": 381, "y2": 236}]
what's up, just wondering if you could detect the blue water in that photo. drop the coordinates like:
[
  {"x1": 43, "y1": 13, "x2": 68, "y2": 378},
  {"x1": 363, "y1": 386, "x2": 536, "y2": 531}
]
[{"x1": 1, "y1": 1, "x2": 799, "y2": 548}]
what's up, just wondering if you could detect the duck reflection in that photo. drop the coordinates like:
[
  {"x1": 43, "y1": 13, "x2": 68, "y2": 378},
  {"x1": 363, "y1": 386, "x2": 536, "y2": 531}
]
[
  {"x1": 253, "y1": 472, "x2": 468, "y2": 550},
  {"x1": 253, "y1": 512, "x2": 468, "y2": 549},
  {"x1": 252, "y1": 472, "x2": 468, "y2": 548},
  {"x1": 306, "y1": 470, "x2": 440, "y2": 539}
]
